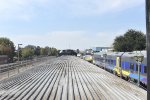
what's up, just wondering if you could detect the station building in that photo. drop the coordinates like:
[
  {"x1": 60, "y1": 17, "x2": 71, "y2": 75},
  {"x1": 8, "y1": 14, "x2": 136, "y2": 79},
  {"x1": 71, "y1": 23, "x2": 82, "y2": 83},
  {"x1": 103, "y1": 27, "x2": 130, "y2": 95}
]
[{"x1": 92, "y1": 47, "x2": 113, "y2": 52}]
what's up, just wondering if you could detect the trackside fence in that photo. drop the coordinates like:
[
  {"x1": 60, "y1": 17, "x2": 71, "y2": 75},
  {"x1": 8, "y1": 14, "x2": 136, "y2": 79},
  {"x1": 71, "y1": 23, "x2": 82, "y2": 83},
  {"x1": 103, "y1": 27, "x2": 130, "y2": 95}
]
[{"x1": 0, "y1": 56, "x2": 52, "y2": 80}]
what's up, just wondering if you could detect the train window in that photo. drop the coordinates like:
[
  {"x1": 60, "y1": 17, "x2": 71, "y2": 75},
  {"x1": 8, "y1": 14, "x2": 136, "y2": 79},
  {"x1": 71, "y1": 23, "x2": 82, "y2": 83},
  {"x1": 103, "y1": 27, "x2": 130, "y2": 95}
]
[
  {"x1": 111, "y1": 60, "x2": 113, "y2": 65},
  {"x1": 144, "y1": 66, "x2": 147, "y2": 73},
  {"x1": 96, "y1": 58, "x2": 98, "y2": 60},
  {"x1": 140, "y1": 65, "x2": 142, "y2": 72},
  {"x1": 136, "y1": 64, "x2": 142, "y2": 72},
  {"x1": 136, "y1": 64, "x2": 138, "y2": 71},
  {"x1": 130, "y1": 63, "x2": 134, "y2": 70},
  {"x1": 99, "y1": 58, "x2": 101, "y2": 61},
  {"x1": 107, "y1": 59, "x2": 109, "y2": 63},
  {"x1": 114, "y1": 60, "x2": 116, "y2": 65},
  {"x1": 121, "y1": 62, "x2": 124, "y2": 69},
  {"x1": 108, "y1": 60, "x2": 111, "y2": 64}
]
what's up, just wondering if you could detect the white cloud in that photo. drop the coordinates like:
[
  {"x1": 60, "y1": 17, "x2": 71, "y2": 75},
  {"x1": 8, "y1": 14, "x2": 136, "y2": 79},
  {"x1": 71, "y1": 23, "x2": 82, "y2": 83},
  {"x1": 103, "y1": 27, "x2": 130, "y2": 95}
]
[
  {"x1": 0, "y1": 1, "x2": 145, "y2": 50},
  {"x1": 0, "y1": 30, "x2": 128, "y2": 50},
  {"x1": 0, "y1": 0, "x2": 144, "y2": 20},
  {"x1": 63, "y1": 0, "x2": 144, "y2": 16},
  {"x1": 0, "y1": 0, "x2": 49, "y2": 20}
]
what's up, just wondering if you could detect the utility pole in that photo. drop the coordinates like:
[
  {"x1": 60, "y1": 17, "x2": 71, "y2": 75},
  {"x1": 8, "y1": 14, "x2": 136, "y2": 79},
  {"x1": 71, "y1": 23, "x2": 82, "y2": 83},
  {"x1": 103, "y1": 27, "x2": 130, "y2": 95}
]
[{"x1": 146, "y1": 0, "x2": 150, "y2": 99}]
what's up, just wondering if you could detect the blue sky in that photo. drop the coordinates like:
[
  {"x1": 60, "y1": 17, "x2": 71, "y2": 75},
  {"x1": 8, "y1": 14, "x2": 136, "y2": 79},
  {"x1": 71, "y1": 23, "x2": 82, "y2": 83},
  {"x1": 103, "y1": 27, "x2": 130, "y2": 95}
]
[{"x1": 0, "y1": 0, "x2": 146, "y2": 50}]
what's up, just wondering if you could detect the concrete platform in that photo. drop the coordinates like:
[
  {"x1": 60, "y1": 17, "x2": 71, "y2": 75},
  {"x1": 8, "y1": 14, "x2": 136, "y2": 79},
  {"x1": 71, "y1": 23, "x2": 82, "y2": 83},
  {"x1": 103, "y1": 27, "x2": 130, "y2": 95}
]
[{"x1": 0, "y1": 56, "x2": 146, "y2": 100}]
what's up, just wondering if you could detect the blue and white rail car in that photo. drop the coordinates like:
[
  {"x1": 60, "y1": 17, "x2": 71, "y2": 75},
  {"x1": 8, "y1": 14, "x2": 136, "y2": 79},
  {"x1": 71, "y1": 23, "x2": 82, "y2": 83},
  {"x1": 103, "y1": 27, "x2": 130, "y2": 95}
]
[
  {"x1": 93, "y1": 52, "x2": 105, "y2": 67},
  {"x1": 120, "y1": 52, "x2": 138, "y2": 79},
  {"x1": 105, "y1": 52, "x2": 124, "y2": 72},
  {"x1": 128, "y1": 51, "x2": 147, "y2": 86},
  {"x1": 114, "y1": 51, "x2": 147, "y2": 86},
  {"x1": 139, "y1": 51, "x2": 147, "y2": 85},
  {"x1": 93, "y1": 51, "x2": 147, "y2": 87}
]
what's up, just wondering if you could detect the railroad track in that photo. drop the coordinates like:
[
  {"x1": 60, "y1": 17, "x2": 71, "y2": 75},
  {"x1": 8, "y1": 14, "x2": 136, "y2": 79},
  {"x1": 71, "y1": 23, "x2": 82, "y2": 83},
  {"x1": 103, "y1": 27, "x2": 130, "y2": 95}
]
[{"x1": 0, "y1": 56, "x2": 146, "y2": 100}]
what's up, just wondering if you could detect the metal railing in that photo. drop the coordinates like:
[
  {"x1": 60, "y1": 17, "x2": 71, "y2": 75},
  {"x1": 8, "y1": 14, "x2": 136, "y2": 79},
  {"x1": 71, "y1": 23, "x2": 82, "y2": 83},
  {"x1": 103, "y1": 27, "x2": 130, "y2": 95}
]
[{"x1": 0, "y1": 56, "x2": 51, "y2": 79}]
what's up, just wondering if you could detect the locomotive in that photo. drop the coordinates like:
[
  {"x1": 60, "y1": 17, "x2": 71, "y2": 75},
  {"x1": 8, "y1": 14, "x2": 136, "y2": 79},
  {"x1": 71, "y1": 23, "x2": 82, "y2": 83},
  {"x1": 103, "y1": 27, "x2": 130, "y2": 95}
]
[{"x1": 83, "y1": 49, "x2": 93, "y2": 63}]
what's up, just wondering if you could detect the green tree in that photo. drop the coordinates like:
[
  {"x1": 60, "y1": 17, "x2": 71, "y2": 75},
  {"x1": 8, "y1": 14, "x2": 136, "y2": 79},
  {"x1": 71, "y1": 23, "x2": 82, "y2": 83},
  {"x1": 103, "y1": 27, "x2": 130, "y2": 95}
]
[
  {"x1": 40, "y1": 48, "x2": 46, "y2": 55},
  {"x1": 0, "y1": 37, "x2": 15, "y2": 62},
  {"x1": 22, "y1": 47, "x2": 34, "y2": 59},
  {"x1": 40, "y1": 47, "x2": 58, "y2": 56},
  {"x1": 113, "y1": 29, "x2": 146, "y2": 52},
  {"x1": 35, "y1": 46, "x2": 41, "y2": 56},
  {"x1": 49, "y1": 47, "x2": 58, "y2": 56},
  {"x1": 45, "y1": 46, "x2": 50, "y2": 55},
  {"x1": 25, "y1": 45, "x2": 36, "y2": 50}
]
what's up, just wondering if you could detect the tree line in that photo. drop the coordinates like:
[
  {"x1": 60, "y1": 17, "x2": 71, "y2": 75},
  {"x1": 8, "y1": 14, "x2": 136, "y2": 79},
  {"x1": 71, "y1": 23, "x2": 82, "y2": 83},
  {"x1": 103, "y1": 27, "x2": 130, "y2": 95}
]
[
  {"x1": 113, "y1": 29, "x2": 146, "y2": 52},
  {"x1": 0, "y1": 29, "x2": 146, "y2": 62},
  {"x1": 0, "y1": 37, "x2": 58, "y2": 62},
  {"x1": 21, "y1": 45, "x2": 58, "y2": 59}
]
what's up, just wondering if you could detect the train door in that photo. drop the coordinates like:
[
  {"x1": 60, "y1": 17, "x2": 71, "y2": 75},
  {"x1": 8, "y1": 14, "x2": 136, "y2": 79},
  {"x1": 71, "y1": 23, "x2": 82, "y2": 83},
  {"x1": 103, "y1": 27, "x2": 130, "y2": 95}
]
[{"x1": 114, "y1": 56, "x2": 121, "y2": 76}]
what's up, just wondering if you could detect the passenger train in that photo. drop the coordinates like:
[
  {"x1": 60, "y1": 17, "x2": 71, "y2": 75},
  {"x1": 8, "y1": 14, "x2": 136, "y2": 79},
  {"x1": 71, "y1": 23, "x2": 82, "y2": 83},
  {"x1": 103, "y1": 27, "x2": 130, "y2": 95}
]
[
  {"x1": 93, "y1": 51, "x2": 147, "y2": 87},
  {"x1": 83, "y1": 49, "x2": 93, "y2": 63}
]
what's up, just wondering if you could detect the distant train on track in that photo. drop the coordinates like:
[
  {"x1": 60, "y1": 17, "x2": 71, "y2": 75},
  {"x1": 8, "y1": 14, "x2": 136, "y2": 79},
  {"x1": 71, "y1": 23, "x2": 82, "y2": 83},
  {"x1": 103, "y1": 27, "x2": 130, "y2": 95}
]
[
  {"x1": 58, "y1": 49, "x2": 77, "y2": 56},
  {"x1": 83, "y1": 49, "x2": 93, "y2": 63},
  {"x1": 93, "y1": 51, "x2": 147, "y2": 87}
]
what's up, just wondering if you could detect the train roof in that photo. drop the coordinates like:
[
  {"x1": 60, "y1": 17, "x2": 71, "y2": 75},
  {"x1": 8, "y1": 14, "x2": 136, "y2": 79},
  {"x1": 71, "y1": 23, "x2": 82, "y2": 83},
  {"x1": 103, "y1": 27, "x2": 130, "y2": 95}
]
[
  {"x1": 94, "y1": 52, "x2": 106, "y2": 56},
  {"x1": 94, "y1": 52, "x2": 124, "y2": 57},
  {"x1": 133, "y1": 51, "x2": 146, "y2": 57},
  {"x1": 94, "y1": 51, "x2": 146, "y2": 58},
  {"x1": 122, "y1": 52, "x2": 136, "y2": 57},
  {"x1": 107, "y1": 52, "x2": 124, "y2": 56},
  {"x1": 122, "y1": 51, "x2": 146, "y2": 58}
]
